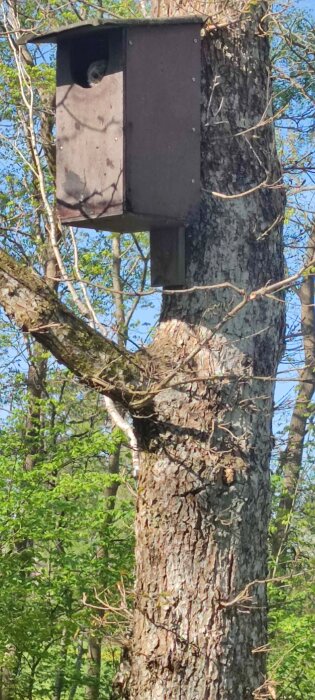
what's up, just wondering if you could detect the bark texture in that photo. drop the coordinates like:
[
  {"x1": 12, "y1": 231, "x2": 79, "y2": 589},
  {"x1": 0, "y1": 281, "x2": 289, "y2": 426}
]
[
  {"x1": 127, "y1": 7, "x2": 285, "y2": 700},
  {"x1": 0, "y1": 250, "x2": 140, "y2": 405},
  {"x1": 0, "y1": 2, "x2": 286, "y2": 699}
]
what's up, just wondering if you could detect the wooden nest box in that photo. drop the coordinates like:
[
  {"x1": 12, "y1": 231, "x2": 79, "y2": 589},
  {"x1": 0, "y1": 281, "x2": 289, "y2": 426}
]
[{"x1": 27, "y1": 17, "x2": 202, "y2": 286}]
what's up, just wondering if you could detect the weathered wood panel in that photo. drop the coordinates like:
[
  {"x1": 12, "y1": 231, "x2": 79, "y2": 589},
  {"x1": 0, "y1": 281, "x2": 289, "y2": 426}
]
[
  {"x1": 125, "y1": 24, "x2": 201, "y2": 223},
  {"x1": 56, "y1": 33, "x2": 124, "y2": 226},
  {"x1": 150, "y1": 227, "x2": 185, "y2": 287}
]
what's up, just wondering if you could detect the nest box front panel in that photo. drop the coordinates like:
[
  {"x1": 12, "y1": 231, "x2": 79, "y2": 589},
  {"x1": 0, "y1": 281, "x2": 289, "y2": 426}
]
[
  {"x1": 125, "y1": 24, "x2": 201, "y2": 223},
  {"x1": 56, "y1": 30, "x2": 124, "y2": 227}
]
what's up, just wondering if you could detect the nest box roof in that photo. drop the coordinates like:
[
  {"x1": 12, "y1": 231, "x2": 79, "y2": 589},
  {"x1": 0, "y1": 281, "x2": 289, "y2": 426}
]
[{"x1": 20, "y1": 16, "x2": 205, "y2": 45}]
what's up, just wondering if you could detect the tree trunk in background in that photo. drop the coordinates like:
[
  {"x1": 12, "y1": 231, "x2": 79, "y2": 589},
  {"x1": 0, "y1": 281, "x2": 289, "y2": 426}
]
[
  {"x1": 53, "y1": 628, "x2": 69, "y2": 700},
  {"x1": 85, "y1": 234, "x2": 126, "y2": 699},
  {"x1": 0, "y1": 647, "x2": 17, "y2": 700},
  {"x1": 85, "y1": 636, "x2": 101, "y2": 700},
  {"x1": 85, "y1": 445, "x2": 122, "y2": 700},
  {"x1": 127, "y1": 4, "x2": 285, "y2": 699},
  {"x1": 69, "y1": 643, "x2": 85, "y2": 700},
  {"x1": 272, "y1": 223, "x2": 315, "y2": 565}
]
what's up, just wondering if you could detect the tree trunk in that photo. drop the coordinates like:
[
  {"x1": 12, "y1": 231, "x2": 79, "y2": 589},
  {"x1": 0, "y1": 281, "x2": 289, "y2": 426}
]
[
  {"x1": 85, "y1": 443, "x2": 122, "y2": 699},
  {"x1": 0, "y1": 3, "x2": 286, "y2": 699},
  {"x1": 69, "y1": 642, "x2": 85, "y2": 700},
  {"x1": 0, "y1": 647, "x2": 16, "y2": 700},
  {"x1": 53, "y1": 629, "x2": 69, "y2": 700},
  {"x1": 127, "y1": 7, "x2": 285, "y2": 699},
  {"x1": 85, "y1": 636, "x2": 101, "y2": 700},
  {"x1": 27, "y1": 660, "x2": 37, "y2": 700},
  {"x1": 85, "y1": 233, "x2": 126, "y2": 699},
  {"x1": 272, "y1": 222, "x2": 315, "y2": 564}
]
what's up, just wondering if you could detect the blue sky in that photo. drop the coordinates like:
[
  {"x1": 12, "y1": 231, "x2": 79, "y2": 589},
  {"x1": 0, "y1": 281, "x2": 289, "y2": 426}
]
[{"x1": 299, "y1": 0, "x2": 314, "y2": 9}]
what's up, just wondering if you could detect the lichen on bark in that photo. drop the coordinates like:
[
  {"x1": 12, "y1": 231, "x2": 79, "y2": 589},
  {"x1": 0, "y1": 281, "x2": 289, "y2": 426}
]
[
  {"x1": 0, "y1": 2, "x2": 286, "y2": 698},
  {"x1": 0, "y1": 248, "x2": 143, "y2": 405}
]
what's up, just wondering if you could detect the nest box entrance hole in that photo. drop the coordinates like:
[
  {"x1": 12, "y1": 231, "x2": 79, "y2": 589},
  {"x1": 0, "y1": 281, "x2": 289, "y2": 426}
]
[{"x1": 69, "y1": 29, "x2": 123, "y2": 88}]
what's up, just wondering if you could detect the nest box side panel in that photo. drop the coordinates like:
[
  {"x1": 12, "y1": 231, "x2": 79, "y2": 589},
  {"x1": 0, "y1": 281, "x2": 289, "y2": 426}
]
[
  {"x1": 150, "y1": 227, "x2": 185, "y2": 287},
  {"x1": 56, "y1": 34, "x2": 124, "y2": 227},
  {"x1": 125, "y1": 24, "x2": 200, "y2": 224}
]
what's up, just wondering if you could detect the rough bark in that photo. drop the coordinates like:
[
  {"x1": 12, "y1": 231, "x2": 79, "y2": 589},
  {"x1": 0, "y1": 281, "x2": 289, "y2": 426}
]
[
  {"x1": 126, "y1": 7, "x2": 285, "y2": 700},
  {"x1": 0, "y1": 250, "x2": 141, "y2": 405},
  {"x1": 0, "y1": 2, "x2": 286, "y2": 699}
]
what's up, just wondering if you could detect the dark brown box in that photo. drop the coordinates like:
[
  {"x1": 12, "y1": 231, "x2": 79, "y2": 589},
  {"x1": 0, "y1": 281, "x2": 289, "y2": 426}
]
[{"x1": 29, "y1": 18, "x2": 202, "y2": 234}]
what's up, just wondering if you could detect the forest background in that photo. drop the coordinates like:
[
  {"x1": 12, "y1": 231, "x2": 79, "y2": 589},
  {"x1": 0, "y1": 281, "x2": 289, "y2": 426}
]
[{"x1": 0, "y1": 0, "x2": 313, "y2": 698}]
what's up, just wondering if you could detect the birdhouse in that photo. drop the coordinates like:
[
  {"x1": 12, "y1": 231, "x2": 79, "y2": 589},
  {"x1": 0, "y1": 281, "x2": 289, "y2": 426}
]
[{"x1": 27, "y1": 17, "x2": 202, "y2": 286}]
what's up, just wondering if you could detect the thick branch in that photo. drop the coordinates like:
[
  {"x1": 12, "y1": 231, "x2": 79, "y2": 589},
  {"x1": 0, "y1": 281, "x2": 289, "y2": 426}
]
[{"x1": 0, "y1": 249, "x2": 142, "y2": 405}]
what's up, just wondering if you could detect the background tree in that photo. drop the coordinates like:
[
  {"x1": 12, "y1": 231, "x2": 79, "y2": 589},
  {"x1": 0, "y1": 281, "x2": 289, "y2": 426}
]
[
  {"x1": 0, "y1": 6, "x2": 140, "y2": 697},
  {"x1": 267, "y1": 6, "x2": 314, "y2": 698}
]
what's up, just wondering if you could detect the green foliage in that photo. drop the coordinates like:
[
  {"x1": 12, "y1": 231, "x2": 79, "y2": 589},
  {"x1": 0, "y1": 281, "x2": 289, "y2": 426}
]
[
  {"x1": 269, "y1": 469, "x2": 315, "y2": 697},
  {"x1": 268, "y1": 567, "x2": 315, "y2": 699},
  {"x1": 0, "y1": 1, "x2": 147, "y2": 692},
  {"x1": 0, "y1": 377, "x2": 135, "y2": 699},
  {"x1": 0, "y1": 0, "x2": 313, "y2": 698}
]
